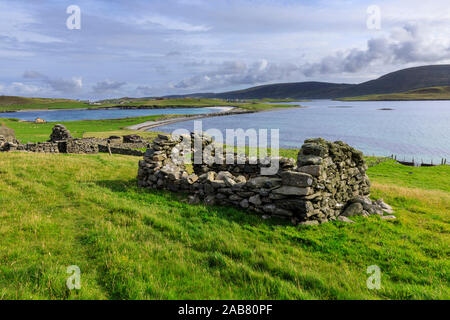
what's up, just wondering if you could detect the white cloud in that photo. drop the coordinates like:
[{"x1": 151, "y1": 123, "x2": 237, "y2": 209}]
[
  {"x1": 134, "y1": 14, "x2": 210, "y2": 32},
  {"x1": 2, "y1": 0, "x2": 450, "y2": 98},
  {"x1": 171, "y1": 22, "x2": 450, "y2": 91},
  {"x1": 92, "y1": 80, "x2": 126, "y2": 94},
  {"x1": 23, "y1": 71, "x2": 83, "y2": 94},
  {"x1": 0, "y1": 2, "x2": 62, "y2": 43},
  {"x1": 8, "y1": 82, "x2": 42, "y2": 95}
]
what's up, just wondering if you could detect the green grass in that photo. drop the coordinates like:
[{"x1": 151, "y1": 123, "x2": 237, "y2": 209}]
[
  {"x1": 367, "y1": 160, "x2": 450, "y2": 193},
  {"x1": 0, "y1": 152, "x2": 448, "y2": 300},
  {"x1": 339, "y1": 86, "x2": 450, "y2": 101},
  {"x1": 0, "y1": 115, "x2": 181, "y2": 143}
]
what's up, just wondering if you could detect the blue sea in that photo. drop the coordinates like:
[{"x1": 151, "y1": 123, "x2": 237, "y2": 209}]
[
  {"x1": 148, "y1": 100, "x2": 450, "y2": 163},
  {"x1": 0, "y1": 107, "x2": 226, "y2": 122},
  {"x1": 1, "y1": 100, "x2": 449, "y2": 162}
]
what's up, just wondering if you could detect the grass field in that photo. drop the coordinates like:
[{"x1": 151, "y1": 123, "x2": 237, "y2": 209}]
[
  {"x1": 0, "y1": 115, "x2": 179, "y2": 143},
  {"x1": 0, "y1": 151, "x2": 448, "y2": 300},
  {"x1": 0, "y1": 96, "x2": 295, "y2": 112},
  {"x1": 339, "y1": 86, "x2": 450, "y2": 101},
  {"x1": 0, "y1": 112, "x2": 448, "y2": 300}
]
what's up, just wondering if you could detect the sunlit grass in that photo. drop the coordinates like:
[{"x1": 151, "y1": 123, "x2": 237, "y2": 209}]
[{"x1": 0, "y1": 152, "x2": 448, "y2": 300}]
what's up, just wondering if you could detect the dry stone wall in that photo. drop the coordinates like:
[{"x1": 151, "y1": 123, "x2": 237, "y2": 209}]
[
  {"x1": 137, "y1": 133, "x2": 394, "y2": 225},
  {"x1": 0, "y1": 124, "x2": 150, "y2": 156},
  {"x1": 18, "y1": 142, "x2": 60, "y2": 153},
  {"x1": 98, "y1": 144, "x2": 145, "y2": 156}
]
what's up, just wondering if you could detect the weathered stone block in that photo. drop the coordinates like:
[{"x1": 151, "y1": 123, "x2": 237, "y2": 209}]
[
  {"x1": 249, "y1": 195, "x2": 262, "y2": 206},
  {"x1": 272, "y1": 186, "x2": 312, "y2": 196},
  {"x1": 297, "y1": 165, "x2": 322, "y2": 177},
  {"x1": 302, "y1": 143, "x2": 328, "y2": 157},
  {"x1": 280, "y1": 171, "x2": 313, "y2": 187},
  {"x1": 297, "y1": 154, "x2": 323, "y2": 166},
  {"x1": 342, "y1": 203, "x2": 363, "y2": 217},
  {"x1": 247, "y1": 177, "x2": 282, "y2": 189}
]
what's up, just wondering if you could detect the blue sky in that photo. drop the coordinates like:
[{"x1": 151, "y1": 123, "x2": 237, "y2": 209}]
[{"x1": 1, "y1": 0, "x2": 450, "y2": 99}]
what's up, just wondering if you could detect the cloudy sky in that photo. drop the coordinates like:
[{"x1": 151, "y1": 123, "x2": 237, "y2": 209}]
[{"x1": 1, "y1": 0, "x2": 450, "y2": 99}]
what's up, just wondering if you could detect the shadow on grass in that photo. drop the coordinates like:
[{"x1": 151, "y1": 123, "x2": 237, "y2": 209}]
[
  {"x1": 94, "y1": 179, "x2": 291, "y2": 228},
  {"x1": 94, "y1": 179, "x2": 137, "y2": 193}
]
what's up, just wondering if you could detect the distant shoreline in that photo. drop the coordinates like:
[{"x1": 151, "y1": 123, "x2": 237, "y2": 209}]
[
  {"x1": 337, "y1": 98, "x2": 450, "y2": 101},
  {"x1": 0, "y1": 105, "x2": 236, "y2": 114},
  {"x1": 125, "y1": 106, "x2": 303, "y2": 131}
]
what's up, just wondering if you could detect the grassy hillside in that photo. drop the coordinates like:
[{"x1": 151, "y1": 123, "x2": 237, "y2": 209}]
[
  {"x1": 339, "y1": 86, "x2": 450, "y2": 101},
  {"x1": 338, "y1": 65, "x2": 450, "y2": 98},
  {"x1": 201, "y1": 82, "x2": 354, "y2": 100},
  {"x1": 0, "y1": 97, "x2": 226, "y2": 112},
  {"x1": 0, "y1": 152, "x2": 448, "y2": 300},
  {"x1": 0, "y1": 96, "x2": 86, "y2": 112},
  {"x1": 177, "y1": 65, "x2": 450, "y2": 100},
  {"x1": 97, "y1": 97, "x2": 233, "y2": 107},
  {"x1": 0, "y1": 96, "x2": 293, "y2": 113}
]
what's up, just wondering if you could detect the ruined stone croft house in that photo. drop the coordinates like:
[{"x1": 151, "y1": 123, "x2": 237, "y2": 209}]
[{"x1": 138, "y1": 133, "x2": 394, "y2": 225}]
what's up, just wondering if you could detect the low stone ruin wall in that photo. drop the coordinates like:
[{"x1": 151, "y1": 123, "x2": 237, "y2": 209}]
[
  {"x1": 0, "y1": 124, "x2": 149, "y2": 156},
  {"x1": 58, "y1": 139, "x2": 100, "y2": 154},
  {"x1": 18, "y1": 142, "x2": 60, "y2": 153},
  {"x1": 98, "y1": 145, "x2": 145, "y2": 156},
  {"x1": 137, "y1": 133, "x2": 394, "y2": 225}
]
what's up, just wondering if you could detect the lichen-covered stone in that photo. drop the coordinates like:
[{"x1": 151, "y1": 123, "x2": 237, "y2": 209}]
[{"x1": 342, "y1": 203, "x2": 364, "y2": 217}]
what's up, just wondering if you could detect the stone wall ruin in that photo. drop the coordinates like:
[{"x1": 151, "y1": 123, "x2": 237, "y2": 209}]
[
  {"x1": 137, "y1": 133, "x2": 395, "y2": 225},
  {"x1": 0, "y1": 124, "x2": 150, "y2": 156}
]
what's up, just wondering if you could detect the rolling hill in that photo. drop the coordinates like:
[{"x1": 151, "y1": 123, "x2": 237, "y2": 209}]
[
  {"x1": 0, "y1": 96, "x2": 87, "y2": 112},
  {"x1": 168, "y1": 82, "x2": 354, "y2": 100},
  {"x1": 0, "y1": 96, "x2": 81, "y2": 106},
  {"x1": 172, "y1": 65, "x2": 450, "y2": 100},
  {"x1": 338, "y1": 65, "x2": 450, "y2": 97},
  {"x1": 340, "y1": 85, "x2": 450, "y2": 101}
]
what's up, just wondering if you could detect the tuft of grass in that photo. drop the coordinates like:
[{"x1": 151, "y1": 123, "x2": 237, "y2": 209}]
[{"x1": 0, "y1": 152, "x2": 448, "y2": 300}]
